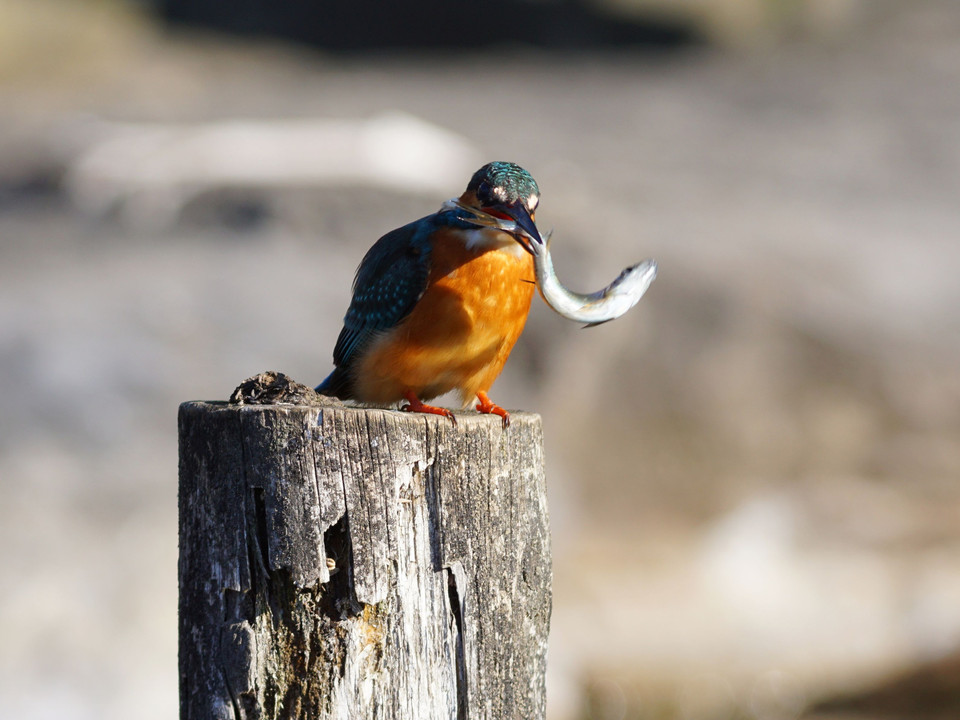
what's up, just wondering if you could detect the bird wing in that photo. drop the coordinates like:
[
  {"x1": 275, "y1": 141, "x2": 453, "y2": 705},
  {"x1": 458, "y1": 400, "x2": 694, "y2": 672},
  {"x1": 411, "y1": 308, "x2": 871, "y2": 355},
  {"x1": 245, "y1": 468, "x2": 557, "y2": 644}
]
[{"x1": 333, "y1": 218, "x2": 433, "y2": 368}]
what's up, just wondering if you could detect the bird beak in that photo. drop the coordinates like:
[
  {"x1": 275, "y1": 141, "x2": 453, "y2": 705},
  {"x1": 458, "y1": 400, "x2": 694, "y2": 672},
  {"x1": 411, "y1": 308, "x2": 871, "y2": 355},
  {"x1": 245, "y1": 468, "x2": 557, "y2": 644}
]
[{"x1": 498, "y1": 201, "x2": 543, "y2": 254}]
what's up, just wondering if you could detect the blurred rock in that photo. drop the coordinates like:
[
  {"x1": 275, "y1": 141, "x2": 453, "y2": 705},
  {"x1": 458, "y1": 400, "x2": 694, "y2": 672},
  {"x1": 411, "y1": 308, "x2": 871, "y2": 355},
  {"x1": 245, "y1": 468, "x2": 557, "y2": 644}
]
[
  {"x1": 61, "y1": 113, "x2": 482, "y2": 229},
  {"x1": 809, "y1": 651, "x2": 960, "y2": 720}
]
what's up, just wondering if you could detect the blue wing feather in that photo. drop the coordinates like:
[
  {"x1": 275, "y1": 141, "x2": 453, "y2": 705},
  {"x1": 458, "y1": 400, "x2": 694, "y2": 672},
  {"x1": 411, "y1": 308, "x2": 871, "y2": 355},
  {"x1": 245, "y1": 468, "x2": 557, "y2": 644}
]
[{"x1": 332, "y1": 218, "x2": 434, "y2": 368}]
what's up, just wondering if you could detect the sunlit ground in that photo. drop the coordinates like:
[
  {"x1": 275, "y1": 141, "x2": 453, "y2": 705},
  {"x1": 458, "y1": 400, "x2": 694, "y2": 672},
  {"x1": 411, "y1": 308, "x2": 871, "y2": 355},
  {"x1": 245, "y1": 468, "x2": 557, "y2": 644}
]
[{"x1": 1, "y1": 1, "x2": 959, "y2": 718}]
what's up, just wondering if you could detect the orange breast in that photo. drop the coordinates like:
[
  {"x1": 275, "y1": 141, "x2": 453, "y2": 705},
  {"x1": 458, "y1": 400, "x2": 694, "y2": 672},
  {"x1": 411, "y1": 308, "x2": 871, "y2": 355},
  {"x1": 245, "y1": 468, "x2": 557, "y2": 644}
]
[{"x1": 352, "y1": 228, "x2": 535, "y2": 405}]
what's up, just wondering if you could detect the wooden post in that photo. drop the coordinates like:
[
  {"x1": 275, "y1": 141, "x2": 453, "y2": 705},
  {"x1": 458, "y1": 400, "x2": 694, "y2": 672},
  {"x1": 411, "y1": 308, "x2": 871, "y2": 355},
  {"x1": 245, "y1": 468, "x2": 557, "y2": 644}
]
[{"x1": 178, "y1": 377, "x2": 551, "y2": 720}]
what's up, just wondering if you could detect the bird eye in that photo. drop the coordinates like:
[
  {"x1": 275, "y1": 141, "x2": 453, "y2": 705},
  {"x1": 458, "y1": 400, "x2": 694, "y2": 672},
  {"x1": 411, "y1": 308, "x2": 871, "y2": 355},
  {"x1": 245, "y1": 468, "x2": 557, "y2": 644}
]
[{"x1": 477, "y1": 180, "x2": 493, "y2": 205}]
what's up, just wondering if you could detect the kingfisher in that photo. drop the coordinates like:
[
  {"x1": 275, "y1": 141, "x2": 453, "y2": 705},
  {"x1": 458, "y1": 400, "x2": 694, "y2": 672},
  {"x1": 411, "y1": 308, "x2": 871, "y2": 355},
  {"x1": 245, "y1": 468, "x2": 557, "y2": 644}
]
[{"x1": 316, "y1": 161, "x2": 544, "y2": 427}]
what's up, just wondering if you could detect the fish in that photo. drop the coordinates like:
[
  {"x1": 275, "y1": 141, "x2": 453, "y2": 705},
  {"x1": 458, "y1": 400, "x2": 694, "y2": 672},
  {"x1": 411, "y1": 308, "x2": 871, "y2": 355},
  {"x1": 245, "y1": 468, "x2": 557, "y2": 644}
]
[
  {"x1": 445, "y1": 198, "x2": 657, "y2": 326},
  {"x1": 531, "y1": 238, "x2": 657, "y2": 327}
]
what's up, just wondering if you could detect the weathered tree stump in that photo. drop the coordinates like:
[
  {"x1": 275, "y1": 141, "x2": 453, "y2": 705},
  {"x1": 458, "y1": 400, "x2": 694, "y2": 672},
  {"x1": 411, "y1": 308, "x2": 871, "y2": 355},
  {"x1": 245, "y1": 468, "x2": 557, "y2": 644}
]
[{"x1": 178, "y1": 383, "x2": 551, "y2": 720}]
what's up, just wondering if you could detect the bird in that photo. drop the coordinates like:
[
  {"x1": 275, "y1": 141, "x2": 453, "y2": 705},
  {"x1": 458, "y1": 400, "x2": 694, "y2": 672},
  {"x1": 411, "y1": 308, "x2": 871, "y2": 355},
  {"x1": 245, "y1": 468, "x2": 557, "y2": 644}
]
[{"x1": 316, "y1": 161, "x2": 544, "y2": 427}]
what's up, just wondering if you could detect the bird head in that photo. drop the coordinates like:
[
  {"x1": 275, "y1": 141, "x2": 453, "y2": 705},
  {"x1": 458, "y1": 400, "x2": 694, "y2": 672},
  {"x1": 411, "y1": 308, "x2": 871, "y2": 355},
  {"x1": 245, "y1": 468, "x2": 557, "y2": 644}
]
[{"x1": 460, "y1": 162, "x2": 543, "y2": 254}]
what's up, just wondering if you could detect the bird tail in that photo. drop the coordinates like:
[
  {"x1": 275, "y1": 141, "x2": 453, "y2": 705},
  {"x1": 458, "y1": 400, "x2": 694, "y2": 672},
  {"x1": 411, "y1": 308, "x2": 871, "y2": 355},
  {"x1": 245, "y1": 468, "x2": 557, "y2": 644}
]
[{"x1": 315, "y1": 367, "x2": 353, "y2": 399}]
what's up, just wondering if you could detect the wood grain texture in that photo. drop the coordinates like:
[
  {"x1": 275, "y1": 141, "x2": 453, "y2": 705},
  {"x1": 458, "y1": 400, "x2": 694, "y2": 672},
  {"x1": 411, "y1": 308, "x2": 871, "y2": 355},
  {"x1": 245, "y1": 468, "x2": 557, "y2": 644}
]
[{"x1": 179, "y1": 400, "x2": 551, "y2": 720}]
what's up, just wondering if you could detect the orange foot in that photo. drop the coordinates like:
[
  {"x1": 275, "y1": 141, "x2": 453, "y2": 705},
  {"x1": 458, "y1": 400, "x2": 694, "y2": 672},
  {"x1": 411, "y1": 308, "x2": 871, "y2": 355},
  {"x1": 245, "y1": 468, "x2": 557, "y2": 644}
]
[
  {"x1": 401, "y1": 390, "x2": 457, "y2": 426},
  {"x1": 476, "y1": 391, "x2": 510, "y2": 428}
]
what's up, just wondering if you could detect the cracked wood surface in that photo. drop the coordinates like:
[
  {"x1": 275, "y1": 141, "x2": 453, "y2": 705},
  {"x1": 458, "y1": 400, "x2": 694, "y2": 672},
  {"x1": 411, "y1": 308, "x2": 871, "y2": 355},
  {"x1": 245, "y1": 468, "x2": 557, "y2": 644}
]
[{"x1": 178, "y1": 400, "x2": 551, "y2": 720}]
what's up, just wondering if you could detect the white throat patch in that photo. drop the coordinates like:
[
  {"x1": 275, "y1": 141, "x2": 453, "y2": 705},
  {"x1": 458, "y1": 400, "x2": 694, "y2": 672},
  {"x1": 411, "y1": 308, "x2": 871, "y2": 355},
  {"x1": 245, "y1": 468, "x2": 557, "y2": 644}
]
[{"x1": 462, "y1": 227, "x2": 527, "y2": 258}]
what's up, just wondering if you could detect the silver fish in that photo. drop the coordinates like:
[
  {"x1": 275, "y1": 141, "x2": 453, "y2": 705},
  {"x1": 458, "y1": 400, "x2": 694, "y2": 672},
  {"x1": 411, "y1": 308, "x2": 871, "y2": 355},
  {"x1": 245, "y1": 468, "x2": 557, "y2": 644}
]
[
  {"x1": 531, "y1": 238, "x2": 657, "y2": 327},
  {"x1": 445, "y1": 198, "x2": 657, "y2": 326}
]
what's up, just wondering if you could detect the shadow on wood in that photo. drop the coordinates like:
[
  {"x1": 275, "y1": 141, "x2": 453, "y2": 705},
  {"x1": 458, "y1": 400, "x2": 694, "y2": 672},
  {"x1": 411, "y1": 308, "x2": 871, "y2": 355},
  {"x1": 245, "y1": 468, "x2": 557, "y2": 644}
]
[{"x1": 179, "y1": 394, "x2": 551, "y2": 719}]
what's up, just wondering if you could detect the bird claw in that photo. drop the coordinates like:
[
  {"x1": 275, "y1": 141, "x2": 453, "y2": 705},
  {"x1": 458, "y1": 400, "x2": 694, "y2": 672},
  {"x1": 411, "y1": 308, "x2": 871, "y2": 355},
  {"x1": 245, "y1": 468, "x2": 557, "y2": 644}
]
[
  {"x1": 475, "y1": 391, "x2": 510, "y2": 428},
  {"x1": 401, "y1": 392, "x2": 457, "y2": 426}
]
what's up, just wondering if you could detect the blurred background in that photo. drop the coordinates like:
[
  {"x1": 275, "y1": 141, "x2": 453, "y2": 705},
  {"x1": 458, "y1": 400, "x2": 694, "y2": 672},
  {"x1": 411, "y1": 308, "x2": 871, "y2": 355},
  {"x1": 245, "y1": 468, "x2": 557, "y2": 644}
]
[{"x1": 2, "y1": 0, "x2": 959, "y2": 718}]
